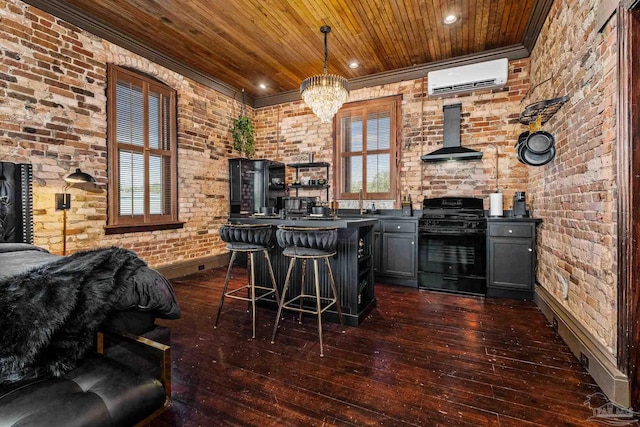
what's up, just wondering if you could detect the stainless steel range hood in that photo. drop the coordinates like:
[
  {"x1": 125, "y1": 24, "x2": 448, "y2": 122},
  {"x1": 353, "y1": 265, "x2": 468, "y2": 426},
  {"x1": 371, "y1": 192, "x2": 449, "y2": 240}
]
[{"x1": 420, "y1": 104, "x2": 483, "y2": 162}]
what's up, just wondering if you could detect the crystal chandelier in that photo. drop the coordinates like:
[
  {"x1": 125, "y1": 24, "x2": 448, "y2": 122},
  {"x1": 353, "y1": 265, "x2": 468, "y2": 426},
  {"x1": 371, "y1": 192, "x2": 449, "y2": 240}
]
[{"x1": 300, "y1": 25, "x2": 349, "y2": 123}]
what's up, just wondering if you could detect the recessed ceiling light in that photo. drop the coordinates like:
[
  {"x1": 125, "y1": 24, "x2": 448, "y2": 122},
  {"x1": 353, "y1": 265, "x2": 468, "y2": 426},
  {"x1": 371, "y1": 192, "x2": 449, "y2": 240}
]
[
  {"x1": 348, "y1": 61, "x2": 360, "y2": 69},
  {"x1": 259, "y1": 83, "x2": 267, "y2": 89},
  {"x1": 443, "y1": 14, "x2": 459, "y2": 25}
]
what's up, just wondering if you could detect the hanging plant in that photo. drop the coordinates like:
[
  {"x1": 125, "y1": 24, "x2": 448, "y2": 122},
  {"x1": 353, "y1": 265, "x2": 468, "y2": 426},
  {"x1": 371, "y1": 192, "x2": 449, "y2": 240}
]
[
  {"x1": 231, "y1": 115, "x2": 255, "y2": 158},
  {"x1": 231, "y1": 89, "x2": 255, "y2": 158}
]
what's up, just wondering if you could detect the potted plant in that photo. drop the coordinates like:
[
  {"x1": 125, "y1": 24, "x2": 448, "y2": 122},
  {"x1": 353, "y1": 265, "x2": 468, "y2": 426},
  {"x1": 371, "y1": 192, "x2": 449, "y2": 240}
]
[{"x1": 231, "y1": 89, "x2": 255, "y2": 158}]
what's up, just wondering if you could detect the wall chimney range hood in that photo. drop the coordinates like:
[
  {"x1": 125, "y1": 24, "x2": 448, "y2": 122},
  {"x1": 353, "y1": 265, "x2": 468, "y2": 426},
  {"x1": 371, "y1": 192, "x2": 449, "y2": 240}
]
[{"x1": 420, "y1": 104, "x2": 483, "y2": 162}]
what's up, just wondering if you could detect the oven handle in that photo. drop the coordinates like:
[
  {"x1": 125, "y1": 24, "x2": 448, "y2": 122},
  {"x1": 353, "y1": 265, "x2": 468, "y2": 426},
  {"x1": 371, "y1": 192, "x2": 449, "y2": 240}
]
[{"x1": 418, "y1": 229, "x2": 486, "y2": 236}]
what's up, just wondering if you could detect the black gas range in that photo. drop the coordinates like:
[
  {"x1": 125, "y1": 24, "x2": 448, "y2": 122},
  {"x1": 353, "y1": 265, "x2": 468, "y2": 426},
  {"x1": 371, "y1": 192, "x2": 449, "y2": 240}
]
[{"x1": 418, "y1": 197, "x2": 487, "y2": 296}]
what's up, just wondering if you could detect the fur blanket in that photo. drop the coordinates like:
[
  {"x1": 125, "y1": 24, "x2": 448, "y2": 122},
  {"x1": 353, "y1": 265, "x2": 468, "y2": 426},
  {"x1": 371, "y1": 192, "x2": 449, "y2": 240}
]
[{"x1": 0, "y1": 247, "x2": 163, "y2": 383}]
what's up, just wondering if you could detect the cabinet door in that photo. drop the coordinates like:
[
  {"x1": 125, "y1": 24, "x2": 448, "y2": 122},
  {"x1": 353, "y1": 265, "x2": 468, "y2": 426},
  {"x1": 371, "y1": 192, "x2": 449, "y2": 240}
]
[
  {"x1": 373, "y1": 231, "x2": 381, "y2": 273},
  {"x1": 229, "y1": 159, "x2": 241, "y2": 203},
  {"x1": 488, "y1": 238, "x2": 533, "y2": 290},
  {"x1": 382, "y1": 233, "x2": 416, "y2": 277}
]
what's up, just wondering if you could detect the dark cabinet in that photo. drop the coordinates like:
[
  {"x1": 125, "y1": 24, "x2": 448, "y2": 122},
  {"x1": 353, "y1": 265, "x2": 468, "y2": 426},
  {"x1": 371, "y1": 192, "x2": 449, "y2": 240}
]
[
  {"x1": 383, "y1": 233, "x2": 416, "y2": 277},
  {"x1": 487, "y1": 220, "x2": 540, "y2": 299},
  {"x1": 228, "y1": 158, "x2": 285, "y2": 216},
  {"x1": 374, "y1": 219, "x2": 418, "y2": 287}
]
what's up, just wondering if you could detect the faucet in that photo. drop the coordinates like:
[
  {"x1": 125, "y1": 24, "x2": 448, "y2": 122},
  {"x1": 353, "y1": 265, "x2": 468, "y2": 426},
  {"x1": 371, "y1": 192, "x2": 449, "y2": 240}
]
[{"x1": 359, "y1": 189, "x2": 364, "y2": 215}]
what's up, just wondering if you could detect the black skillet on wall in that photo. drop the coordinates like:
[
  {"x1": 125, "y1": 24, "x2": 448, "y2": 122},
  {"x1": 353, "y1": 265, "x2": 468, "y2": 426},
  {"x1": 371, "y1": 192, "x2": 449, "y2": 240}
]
[
  {"x1": 525, "y1": 130, "x2": 555, "y2": 154},
  {"x1": 516, "y1": 131, "x2": 528, "y2": 163},
  {"x1": 516, "y1": 130, "x2": 556, "y2": 166}
]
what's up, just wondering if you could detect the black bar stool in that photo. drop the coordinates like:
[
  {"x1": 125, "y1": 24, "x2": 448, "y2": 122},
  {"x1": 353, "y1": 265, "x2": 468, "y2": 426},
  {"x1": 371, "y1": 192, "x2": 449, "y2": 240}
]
[
  {"x1": 271, "y1": 225, "x2": 343, "y2": 356},
  {"x1": 215, "y1": 223, "x2": 279, "y2": 338}
]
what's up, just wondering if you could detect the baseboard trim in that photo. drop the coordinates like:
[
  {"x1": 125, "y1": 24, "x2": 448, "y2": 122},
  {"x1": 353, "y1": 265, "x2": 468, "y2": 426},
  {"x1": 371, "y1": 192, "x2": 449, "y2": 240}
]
[
  {"x1": 535, "y1": 285, "x2": 629, "y2": 407},
  {"x1": 155, "y1": 253, "x2": 230, "y2": 279}
]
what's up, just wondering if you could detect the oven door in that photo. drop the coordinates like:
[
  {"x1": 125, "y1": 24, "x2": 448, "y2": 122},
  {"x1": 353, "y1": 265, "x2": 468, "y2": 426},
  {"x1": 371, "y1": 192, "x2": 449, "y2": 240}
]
[{"x1": 418, "y1": 229, "x2": 486, "y2": 295}]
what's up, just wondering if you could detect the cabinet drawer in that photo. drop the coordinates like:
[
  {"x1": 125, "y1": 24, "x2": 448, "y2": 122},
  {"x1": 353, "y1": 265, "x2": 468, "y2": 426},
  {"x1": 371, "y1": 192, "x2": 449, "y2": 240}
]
[
  {"x1": 489, "y1": 223, "x2": 532, "y2": 238},
  {"x1": 382, "y1": 221, "x2": 416, "y2": 233}
]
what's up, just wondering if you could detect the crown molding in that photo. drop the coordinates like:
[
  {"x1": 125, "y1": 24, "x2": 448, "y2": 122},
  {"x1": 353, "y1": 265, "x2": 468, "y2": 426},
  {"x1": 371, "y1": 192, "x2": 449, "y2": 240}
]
[{"x1": 522, "y1": 0, "x2": 554, "y2": 52}]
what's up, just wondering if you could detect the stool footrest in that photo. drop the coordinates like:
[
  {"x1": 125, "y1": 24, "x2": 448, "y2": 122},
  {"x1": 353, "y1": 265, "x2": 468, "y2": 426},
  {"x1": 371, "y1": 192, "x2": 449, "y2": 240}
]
[
  {"x1": 282, "y1": 295, "x2": 337, "y2": 315},
  {"x1": 225, "y1": 285, "x2": 276, "y2": 302}
]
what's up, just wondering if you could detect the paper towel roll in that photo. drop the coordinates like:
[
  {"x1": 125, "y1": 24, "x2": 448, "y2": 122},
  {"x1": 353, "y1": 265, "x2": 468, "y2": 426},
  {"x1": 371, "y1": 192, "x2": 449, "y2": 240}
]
[{"x1": 489, "y1": 192, "x2": 503, "y2": 217}]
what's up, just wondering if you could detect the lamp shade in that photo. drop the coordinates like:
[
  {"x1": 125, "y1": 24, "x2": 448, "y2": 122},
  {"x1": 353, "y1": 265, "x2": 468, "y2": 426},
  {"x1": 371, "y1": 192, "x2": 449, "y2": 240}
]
[{"x1": 65, "y1": 168, "x2": 95, "y2": 184}]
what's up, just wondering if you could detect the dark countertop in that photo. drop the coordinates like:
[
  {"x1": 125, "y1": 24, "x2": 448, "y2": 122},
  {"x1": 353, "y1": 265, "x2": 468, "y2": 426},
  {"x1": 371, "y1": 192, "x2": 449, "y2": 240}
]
[{"x1": 230, "y1": 216, "x2": 378, "y2": 228}]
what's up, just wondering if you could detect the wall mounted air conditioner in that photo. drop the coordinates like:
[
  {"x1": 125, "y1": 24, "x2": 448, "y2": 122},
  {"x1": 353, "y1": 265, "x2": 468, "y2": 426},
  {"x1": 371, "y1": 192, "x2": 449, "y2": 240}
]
[{"x1": 427, "y1": 58, "x2": 509, "y2": 96}]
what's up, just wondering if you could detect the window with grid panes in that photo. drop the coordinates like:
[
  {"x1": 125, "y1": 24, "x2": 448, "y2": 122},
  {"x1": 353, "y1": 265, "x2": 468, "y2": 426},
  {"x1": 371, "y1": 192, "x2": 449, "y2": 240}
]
[
  {"x1": 334, "y1": 95, "x2": 400, "y2": 201},
  {"x1": 106, "y1": 65, "x2": 179, "y2": 232}
]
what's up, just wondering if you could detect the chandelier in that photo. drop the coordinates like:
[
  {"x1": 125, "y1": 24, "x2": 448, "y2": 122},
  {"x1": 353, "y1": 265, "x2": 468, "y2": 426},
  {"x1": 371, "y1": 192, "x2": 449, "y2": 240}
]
[{"x1": 300, "y1": 25, "x2": 349, "y2": 123}]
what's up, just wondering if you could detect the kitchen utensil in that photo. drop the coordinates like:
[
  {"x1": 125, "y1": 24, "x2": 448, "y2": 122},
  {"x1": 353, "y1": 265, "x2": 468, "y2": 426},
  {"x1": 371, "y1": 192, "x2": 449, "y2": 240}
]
[
  {"x1": 520, "y1": 144, "x2": 556, "y2": 166},
  {"x1": 525, "y1": 130, "x2": 555, "y2": 154},
  {"x1": 516, "y1": 131, "x2": 529, "y2": 148}
]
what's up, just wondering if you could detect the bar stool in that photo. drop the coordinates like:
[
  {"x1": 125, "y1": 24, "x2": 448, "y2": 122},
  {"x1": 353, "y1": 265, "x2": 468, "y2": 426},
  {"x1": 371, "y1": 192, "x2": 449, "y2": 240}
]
[
  {"x1": 215, "y1": 223, "x2": 279, "y2": 338},
  {"x1": 271, "y1": 225, "x2": 343, "y2": 356}
]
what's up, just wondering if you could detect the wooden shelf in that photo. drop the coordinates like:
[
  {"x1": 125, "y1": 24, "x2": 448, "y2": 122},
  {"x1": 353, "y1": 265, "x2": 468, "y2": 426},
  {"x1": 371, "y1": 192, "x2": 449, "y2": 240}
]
[
  {"x1": 289, "y1": 184, "x2": 329, "y2": 189},
  {"x1": 287, "y1": 162, "x2": 330, "y2": 168},
  {"x1": 518, "y1": 95, "x2": 569, "y2": 126}
]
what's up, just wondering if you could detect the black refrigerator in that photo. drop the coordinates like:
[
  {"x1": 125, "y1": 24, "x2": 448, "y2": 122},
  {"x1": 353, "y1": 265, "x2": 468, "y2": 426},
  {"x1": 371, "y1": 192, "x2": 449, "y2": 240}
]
[{"x1": 228, "y1": 158, "x2": 285, "y2": 217}]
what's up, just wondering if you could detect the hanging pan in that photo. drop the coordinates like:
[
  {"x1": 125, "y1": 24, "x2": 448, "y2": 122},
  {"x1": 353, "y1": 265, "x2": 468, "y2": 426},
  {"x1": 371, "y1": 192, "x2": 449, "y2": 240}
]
[
  {"x1": 518, "y1": 142, "x2": 556, "y2": 166},
  {"x1": 516, "y1": 131, "x2": 528, "y2": 163},
  {"x1": 525, "y1": 130, "x2": 555, "y2": 154},
  {"x1": 516, "y1": 131, "x2": 529, "y2": 148}
]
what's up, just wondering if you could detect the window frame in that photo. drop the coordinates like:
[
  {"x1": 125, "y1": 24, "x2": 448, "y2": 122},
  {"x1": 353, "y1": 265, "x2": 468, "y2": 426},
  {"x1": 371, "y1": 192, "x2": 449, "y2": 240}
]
[
  {"x1": 105, "y1": 64, "x2": 181, "y2": 234},
  {"x1": 334, "y1": 95, "x2": 401, "y2": 203}
]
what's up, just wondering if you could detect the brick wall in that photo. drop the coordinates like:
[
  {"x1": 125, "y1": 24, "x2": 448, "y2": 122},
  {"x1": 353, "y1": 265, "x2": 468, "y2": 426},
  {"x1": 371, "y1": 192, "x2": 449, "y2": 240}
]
[
  {"x1": 528, "y1": 0, "x2": 618, "y2": 353},
  {"x1": 255, "y1": 60, "x2": 531, "y2": 211},
  {"x1": 0, "y1": 0, "x2": 246, "y2": 266}
]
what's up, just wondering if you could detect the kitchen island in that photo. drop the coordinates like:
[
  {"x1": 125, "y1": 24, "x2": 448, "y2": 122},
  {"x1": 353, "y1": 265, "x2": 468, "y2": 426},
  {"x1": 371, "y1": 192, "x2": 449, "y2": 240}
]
[{"x1": 229, "y1": 216, "x2": 377, "y2": 326}]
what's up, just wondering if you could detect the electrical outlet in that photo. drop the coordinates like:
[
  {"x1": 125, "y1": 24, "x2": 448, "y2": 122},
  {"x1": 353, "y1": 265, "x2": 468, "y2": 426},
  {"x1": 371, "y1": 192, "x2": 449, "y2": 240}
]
[
  {"x1": 552, "y1": 317, "x2": 559, "y2": 332},
  {"x1": 580, "y1": 352, "x2": 590, "y2": 369},
  {"x1": 198, "y1": 264, "x2": 205, "y2": 271}
]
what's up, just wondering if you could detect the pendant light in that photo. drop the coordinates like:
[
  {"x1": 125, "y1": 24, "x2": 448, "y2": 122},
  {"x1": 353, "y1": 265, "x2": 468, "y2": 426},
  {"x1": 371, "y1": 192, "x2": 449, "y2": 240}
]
[{"x1": 300, "y1": 25, "x2": 349, "y2": 123}]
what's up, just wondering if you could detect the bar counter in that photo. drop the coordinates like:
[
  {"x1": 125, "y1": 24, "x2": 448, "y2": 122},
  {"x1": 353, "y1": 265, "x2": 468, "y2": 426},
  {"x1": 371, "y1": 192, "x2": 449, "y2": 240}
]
[{"x1": 229, "y1": 216, "x2": 377, "y2": 326}]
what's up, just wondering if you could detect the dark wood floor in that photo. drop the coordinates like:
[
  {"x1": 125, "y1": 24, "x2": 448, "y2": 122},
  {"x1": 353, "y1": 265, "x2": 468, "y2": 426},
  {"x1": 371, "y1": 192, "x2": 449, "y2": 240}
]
[{"x1": 147, "y1": 267, "x2": 602, "y2": 426}]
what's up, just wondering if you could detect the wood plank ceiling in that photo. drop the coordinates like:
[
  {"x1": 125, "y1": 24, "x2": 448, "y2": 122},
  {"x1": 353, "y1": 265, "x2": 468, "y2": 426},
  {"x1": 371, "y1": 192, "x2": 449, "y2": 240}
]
[{"x1": 23, "y1": 0, "x2": 551, "y2": 107}]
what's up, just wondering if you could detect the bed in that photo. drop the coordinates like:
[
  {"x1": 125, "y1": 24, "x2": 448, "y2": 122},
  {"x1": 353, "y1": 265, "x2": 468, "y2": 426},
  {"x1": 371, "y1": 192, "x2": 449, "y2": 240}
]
[{"x1": 0, "y1": 161, "x2": 181, "y2": 426}]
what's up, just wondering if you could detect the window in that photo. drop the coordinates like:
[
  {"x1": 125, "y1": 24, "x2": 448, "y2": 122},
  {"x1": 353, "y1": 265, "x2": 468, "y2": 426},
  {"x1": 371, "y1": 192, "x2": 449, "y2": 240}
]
[
  {"x1": 106, "y1": 65, "x2": 180, "y2": 233},
  {"x1": 335, "y1": 95, "x2": 400, "y2": 201}
]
